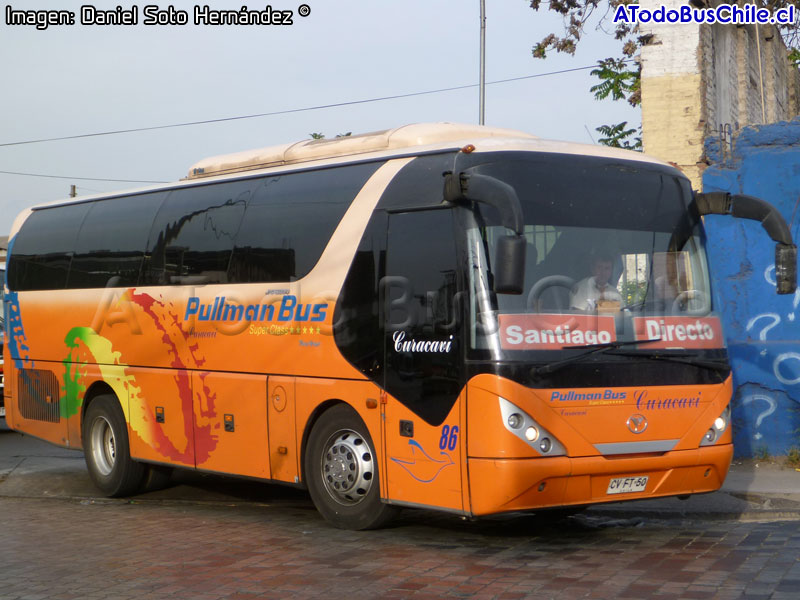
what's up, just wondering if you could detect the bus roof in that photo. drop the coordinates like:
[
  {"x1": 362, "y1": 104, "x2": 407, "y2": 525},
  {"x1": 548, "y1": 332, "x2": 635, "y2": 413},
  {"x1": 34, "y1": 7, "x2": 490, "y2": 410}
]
[
  {"x1": 186, "y1": 123, "x2": 539, "y2": 179},
  {"x1": 186, "y1": 122, "x2": 669, "y2": 180},
  {"x1": 15, "y1": 123, "x2": 675, "y2": 226}
]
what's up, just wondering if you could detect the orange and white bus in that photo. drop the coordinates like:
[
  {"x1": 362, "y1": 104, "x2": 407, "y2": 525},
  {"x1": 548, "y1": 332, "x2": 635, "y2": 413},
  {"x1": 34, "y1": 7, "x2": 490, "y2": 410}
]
[{"x1": 3, "y1": 123, "x2": 796, "y2": 529}]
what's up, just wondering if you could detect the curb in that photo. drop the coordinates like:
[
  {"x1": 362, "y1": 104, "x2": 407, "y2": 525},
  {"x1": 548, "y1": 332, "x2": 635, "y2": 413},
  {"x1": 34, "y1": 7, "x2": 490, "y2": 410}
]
[{"x1": 586, "y1": 490, "x2": 800, "y2": 522}]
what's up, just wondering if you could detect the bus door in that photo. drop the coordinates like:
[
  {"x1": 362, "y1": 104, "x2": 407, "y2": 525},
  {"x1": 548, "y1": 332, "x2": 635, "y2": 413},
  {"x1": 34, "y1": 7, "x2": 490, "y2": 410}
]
[
  {"x1": 382, "y1": 209, "x2": 465, "y2": 512},
  {"x1": 267, "y1": 375, "x2": 298, "y2": 483}
]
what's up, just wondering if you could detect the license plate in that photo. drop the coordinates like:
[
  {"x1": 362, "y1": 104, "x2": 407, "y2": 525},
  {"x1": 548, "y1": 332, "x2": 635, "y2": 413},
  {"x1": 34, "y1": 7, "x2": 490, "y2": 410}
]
[{"x1": 607, "y1": 476, "x2": 648, "y2": 495}]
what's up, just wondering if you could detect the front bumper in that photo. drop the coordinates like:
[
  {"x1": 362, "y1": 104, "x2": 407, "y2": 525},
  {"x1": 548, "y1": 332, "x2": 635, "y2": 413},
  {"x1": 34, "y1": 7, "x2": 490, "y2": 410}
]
[{"x1": 468, "y1": 443, "x2": 733, "y2": 515}]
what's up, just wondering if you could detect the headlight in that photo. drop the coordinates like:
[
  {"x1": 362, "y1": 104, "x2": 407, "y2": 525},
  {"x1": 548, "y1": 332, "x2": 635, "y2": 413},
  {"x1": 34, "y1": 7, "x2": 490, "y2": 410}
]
[
  {"x1": 498, "y1": 397, "x2": 566, "y2": 456},
  {"x1": 700, "y1": 405, "x2": 730, "y2": 446},
  {"x1": 508, "y1": 413, "x2": 523, "y2": 429}
]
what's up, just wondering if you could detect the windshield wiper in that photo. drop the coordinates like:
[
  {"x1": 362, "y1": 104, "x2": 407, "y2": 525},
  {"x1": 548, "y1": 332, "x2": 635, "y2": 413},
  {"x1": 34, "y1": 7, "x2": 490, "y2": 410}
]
[
  {"x1": 604, "y1": 349, "x2": 731, "y2": 372},
  {"x1": 530, "y1": 338, "x2": 663, "y2": 378}
]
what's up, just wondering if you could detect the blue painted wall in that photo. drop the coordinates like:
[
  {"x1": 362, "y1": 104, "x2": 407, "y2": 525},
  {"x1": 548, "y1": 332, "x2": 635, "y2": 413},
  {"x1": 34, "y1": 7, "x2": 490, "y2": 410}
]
[{"x1": 703, "y1": 118, "x2": 800, "y2": 457}]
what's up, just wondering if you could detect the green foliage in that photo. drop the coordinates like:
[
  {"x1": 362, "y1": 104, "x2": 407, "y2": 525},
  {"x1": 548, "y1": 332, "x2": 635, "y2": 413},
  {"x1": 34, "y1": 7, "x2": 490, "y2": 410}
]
[
  {"x1": 789, "y1": 48, "x2": 800, "y2": 68},
  {"x1": 588, "y1": 58, "x2": 642, "y2": 151},
  {"x1": 530, "y1": 2, "x2": 798, "y2": 154},
  {"x1": 619, "y1": 279, "x2": 647, "y2": 305},
  {"x1": 529, "y1": 0, "x2": 800, "y2": 63},
  {"x1": 787, "y1": 446, "x2": 800, "y2": 468},
  {"x1": 754, "y1": 446, "x2": 771, "y2": 461},
  {"x1": 309, "y1": 132, "x2": 352, "y2": 140},
  {"x1": 590, "y1": 58, "x2": 640, "y2": 106},
  {"x1": 529, "y1": 0, "x2": 639, "y2": 61},
  {"x1": 596, "y1": 122, "x2": 642, "y2": 151}
]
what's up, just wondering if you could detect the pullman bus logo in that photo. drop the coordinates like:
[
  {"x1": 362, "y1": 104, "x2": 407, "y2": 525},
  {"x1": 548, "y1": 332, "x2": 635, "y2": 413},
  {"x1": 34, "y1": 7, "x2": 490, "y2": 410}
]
[{"x1": 627, "y1": 414, "x2": 648, "y2": 434}]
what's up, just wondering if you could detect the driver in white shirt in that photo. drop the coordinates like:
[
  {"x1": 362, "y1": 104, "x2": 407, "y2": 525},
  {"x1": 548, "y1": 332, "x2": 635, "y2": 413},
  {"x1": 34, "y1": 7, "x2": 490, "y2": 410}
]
[{"x1": 570, "y1": 254, "x2": 623, "y2": 311}]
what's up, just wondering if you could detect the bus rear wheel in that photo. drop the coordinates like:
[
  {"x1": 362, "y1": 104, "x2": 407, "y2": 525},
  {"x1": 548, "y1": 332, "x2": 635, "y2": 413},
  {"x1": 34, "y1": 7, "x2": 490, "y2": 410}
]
[
  {"x1": 305, "y1": 405, "x2": 397, "y2": 530},
  {"x1": 83, "y1": 394, "x2": 145, "y2": 497}
]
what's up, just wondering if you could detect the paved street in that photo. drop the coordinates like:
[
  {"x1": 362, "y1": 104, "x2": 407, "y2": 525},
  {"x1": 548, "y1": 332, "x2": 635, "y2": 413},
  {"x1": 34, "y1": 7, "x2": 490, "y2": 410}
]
[
  {"x1": 2, "y1": 429, "x2": 800, "y2": 599},
  {"x1": 3, "y1": 496, "x2": 800, "y2": 600}
]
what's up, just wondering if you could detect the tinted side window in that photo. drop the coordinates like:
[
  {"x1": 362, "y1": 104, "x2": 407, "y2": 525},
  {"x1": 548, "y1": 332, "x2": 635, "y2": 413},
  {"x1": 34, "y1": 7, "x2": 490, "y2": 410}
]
[
  {"x1": 8, "y1": 203, "x2": 91, "y2": 291},
  {"x1": 383, "y1": 209, "x2": 463, "y2": 426},
  {"x1": 228, "y1": 162, "x2": 383, "y2": 283},
  {"x1": 142, "y1": 181, "x2": 250, "y2": 285},
  {"x1": 333, "y1": 210, "x2": 387, "y2": 376},
  {"x1": 376, "y1": 152, "x2": 455, "y2": 211},
  {"x1": 67, "y1": 192, "x2": 167, "y2": 289}
]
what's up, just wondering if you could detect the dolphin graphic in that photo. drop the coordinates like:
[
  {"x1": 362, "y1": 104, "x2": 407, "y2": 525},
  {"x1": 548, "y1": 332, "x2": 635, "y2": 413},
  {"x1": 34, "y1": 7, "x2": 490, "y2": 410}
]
[{"x1": 390, "y1": 439, "x2": 455, "y2": 483}]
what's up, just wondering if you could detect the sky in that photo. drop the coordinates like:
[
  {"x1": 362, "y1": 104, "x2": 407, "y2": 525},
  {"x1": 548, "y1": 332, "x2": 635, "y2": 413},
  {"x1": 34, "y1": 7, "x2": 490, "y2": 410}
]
[{"x1": 0, "y1": 0, "x2": 639, "y2": 235}]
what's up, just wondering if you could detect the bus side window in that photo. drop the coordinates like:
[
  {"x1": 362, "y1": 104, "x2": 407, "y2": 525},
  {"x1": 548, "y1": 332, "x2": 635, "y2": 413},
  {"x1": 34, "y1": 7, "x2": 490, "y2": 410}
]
[
  {"x1": 8, "y1": 203, "x2": 91, "y2": 292},
  {"x1": 334, "y1": 211, "x2": 388, "y2": 375},
  {"x1": 228, "y1": 162, "x2": 382, "y2": 284},
  {"x1": 141, "y1": 182, "x2": 249, "y2": 286},
  {"x1": 67, "y1": 192, "x2": 167, "y2": 289}
]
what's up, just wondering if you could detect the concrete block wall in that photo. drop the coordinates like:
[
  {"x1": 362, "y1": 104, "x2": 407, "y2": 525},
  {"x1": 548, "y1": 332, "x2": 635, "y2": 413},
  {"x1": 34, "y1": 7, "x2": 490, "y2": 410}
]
[
  {"x1": 640, "y1": 0, "x2": 800, "y2": 190},
  {"x1": 640, "y1": 0, "x2": 706, "y2": 187}
]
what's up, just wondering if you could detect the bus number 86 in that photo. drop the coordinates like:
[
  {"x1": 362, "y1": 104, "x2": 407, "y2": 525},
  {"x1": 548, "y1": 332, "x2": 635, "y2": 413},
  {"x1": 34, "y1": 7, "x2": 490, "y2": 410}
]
[{"x1": 439, "y1": 425, "x2": 459, "y2": 451}]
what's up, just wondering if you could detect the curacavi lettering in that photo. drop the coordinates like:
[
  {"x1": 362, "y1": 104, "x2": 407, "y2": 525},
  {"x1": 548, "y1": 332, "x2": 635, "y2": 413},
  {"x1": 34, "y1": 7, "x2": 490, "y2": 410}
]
[
  {"x1": 634, "y1": 389, "x2": 701, "y2": 411},
  {"x1": 393, "y1": 330, "x2": 454, "y2": 353}
]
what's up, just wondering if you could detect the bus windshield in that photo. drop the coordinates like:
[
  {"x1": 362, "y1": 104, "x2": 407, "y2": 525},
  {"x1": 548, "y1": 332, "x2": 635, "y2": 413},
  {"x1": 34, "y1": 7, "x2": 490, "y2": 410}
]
[{"x1": 463, "y1": 154, "x2": 721, "y2": 357}]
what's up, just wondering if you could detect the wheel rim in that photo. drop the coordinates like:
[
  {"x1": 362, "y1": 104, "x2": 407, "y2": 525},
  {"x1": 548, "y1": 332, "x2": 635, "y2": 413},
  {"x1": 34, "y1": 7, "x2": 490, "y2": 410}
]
[
  {"x1": 320, "y1": 429, "x2": 374, "y2": 506},
  {"x1": 90, "y1": 416, "x2": 116, "y2": 477}
]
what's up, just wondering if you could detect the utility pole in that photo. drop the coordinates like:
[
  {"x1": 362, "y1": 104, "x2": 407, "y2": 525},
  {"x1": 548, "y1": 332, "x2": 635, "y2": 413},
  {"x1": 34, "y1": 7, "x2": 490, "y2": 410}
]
[
  {"x1": 69, "y1": 185, "x2": 77, "y2": 198},
  {"x1": 479, "y1": 0, "x2": 486, "y2": 125}
]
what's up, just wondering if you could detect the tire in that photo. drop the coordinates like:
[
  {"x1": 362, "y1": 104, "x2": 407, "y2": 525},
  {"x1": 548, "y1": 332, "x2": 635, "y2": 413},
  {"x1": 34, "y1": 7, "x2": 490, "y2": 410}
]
[
  {"x1": 304, "y1": 404, "x2": 397, "y2": 530},
  {"x1": 82, "y1": 394, "x2": 146, "y2": 497}
]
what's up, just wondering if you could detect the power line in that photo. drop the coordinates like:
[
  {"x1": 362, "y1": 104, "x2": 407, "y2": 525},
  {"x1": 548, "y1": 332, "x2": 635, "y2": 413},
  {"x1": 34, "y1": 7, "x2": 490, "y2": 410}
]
[
  {"x1": 0, "y1": 63, "x2": 613, "y2": 148},
  {"x1": 0, "y1": 169, "x2": 168, "y2": 184}
]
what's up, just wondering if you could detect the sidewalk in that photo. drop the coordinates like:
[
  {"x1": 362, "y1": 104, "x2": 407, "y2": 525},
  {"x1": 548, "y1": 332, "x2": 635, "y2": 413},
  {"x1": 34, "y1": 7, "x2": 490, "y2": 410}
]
[
  {"x1": 2, "y1": 429, "x2": 800, "y2": 520},
  {"x1": 585, "y1": 459, "x2": 800, "y2": 521}
]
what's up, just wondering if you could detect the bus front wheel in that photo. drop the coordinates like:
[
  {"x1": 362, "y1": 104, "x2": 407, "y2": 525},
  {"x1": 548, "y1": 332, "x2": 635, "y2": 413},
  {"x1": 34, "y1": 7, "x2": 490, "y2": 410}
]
[
  {"x1": 304, "y1": 405, "x2": 397, "y2": 530},
  {"x1": 83, "y1": 394, "x2": 145, "y2": 497}
]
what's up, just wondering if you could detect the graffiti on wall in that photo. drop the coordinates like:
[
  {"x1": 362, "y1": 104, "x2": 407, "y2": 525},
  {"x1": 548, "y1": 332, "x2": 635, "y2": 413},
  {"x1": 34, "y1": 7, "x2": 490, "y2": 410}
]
[
  {"x1": 731, "y1": 261, "x2": 800, "y2": 455},
  {"x1": 701, "y1": 121, "x2": 800, "y2": 457}
]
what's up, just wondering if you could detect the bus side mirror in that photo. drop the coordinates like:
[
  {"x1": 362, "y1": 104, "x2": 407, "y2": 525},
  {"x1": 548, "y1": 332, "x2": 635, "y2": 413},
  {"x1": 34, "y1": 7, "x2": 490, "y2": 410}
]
[
  {"x1": 494, "y1": 235, "x2": 526, "y2": 295},
  {"x1": 443, "y1": 170, "x2": 527, "y2": 294},
  {"x1": 444, "y1": 170, "x2": 524, "y2": 234},
  {"x1": 695, "y1": 191, "x2": 797, "y2": 294},
  {"x1": 444, "y1": 171, "x2": 527, "y2": 295},
  {"x1": 776, "y1": 243, "x2": 797, "y2": 295}
]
